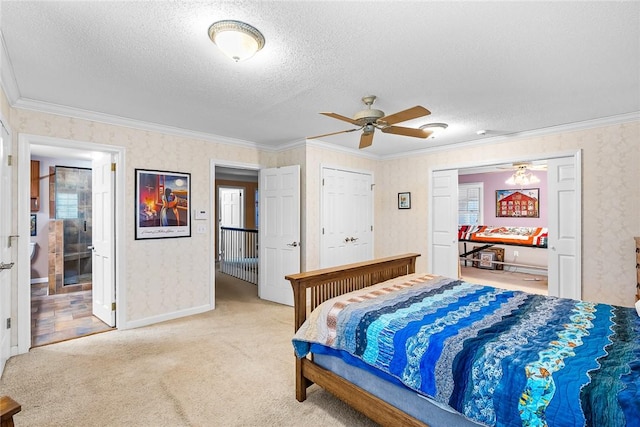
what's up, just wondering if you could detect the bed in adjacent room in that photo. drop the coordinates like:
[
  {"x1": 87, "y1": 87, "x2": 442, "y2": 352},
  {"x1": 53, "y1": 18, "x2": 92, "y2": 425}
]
[
  {"x1": 286, "y1": 254, "x2": 640, "y2": 427},
  {"x1": 458, "y1": 226, "x2": 548, "y2": 271}
]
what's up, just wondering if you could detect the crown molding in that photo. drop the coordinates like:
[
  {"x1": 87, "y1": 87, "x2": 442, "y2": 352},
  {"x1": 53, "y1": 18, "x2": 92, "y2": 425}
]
[
  {"x1": 5, "y1": 70, "x2": 637, "y2": 161},
  {"x1": 304, "y1": 138, "x2": 381, "y2": 160},
  {"x1": 381, "y1": 111, "x2": 640, "y2": 160},
  {"x1": 11, "y1": 96, "x2": 281, "y2": 152}
]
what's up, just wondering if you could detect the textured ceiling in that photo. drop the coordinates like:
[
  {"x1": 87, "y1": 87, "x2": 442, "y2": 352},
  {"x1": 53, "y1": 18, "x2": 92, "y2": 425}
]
[{"x1": 1, "y1": 1, "x2": 639, "y2": 157}]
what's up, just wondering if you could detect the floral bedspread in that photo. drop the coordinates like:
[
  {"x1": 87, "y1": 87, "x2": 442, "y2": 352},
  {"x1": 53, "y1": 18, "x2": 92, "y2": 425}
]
[{"x1": 292, "y1": 273, "x2": 640, "y2": 426}]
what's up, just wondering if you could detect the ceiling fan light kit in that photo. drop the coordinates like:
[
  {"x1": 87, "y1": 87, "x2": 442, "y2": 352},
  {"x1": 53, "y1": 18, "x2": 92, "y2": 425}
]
[
  {"x1": 208, "y1": 20, "x2": 265, "y2": 62},
  {"x1": 419, "y1": 122, "x2": 448, "y2": 138},
  {"x1": 505, "y1": 164, "x2": 542, "y2": 186},
  {"x1": 309, "y1": 95, "x2": 435, "y2": 149}
]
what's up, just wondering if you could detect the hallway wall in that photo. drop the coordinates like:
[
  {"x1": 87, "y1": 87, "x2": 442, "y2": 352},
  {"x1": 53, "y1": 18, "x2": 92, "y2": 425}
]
[{"x1": 8, "y1": 96, "x2": 278, "y2": 328}]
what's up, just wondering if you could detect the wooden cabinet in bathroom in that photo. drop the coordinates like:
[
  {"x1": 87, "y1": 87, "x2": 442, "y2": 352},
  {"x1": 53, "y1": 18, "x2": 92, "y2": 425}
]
[{"x1": 30, "y1": 160, "x2": 40, "y2": 211}]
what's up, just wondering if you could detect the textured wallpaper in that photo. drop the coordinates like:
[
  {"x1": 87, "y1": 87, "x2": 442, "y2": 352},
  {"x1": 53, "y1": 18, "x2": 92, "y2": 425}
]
[
  {"x1": 375, "y1": 122, "x2": 640, "y2": 307},
  {"x1": 10, "y1": 107, "x2": 277, "y2": 326},
  {"x1": 6, "y1": 91, "x2": 640, "y2": 330}
]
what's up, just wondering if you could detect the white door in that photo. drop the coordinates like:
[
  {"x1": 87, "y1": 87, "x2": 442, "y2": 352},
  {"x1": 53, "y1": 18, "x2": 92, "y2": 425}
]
[
  {"x1": 320, "y1": 167, "x2": 373, "y2": 268},
  {"x1": 0, "y1": 119, "x2": 13, "y2": 374},
  {"x1": 547, "y1": 156, "x2": 581, "y2": 299},
  {"x1": 218, "y1": 187, "x2": 243, "y2": 259},
  {"x1": 430, "y1": 169, "x2": 459, "y2": 278},
  {"x1": 258, "y1": 165, "x2": 300, "y2": 306},
  {"x1": 91, "y1": 153, "x2": 116, "y2": 326}
]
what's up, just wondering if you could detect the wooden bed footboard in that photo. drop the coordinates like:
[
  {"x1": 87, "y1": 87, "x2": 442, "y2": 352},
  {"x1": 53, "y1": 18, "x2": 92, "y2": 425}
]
[
  {"x1": 285, "y1": 253, "x2": 420, "y2": 331},
  {"x1": 285, "y1": 253, "x2": 423, "y2": 426}
]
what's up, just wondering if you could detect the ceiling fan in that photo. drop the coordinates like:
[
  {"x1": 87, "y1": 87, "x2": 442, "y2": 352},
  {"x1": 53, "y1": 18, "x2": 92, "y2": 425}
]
[
  {"x1": 499, "y1": 162, "x2": 547, "y2": 186},
  {"x1": 498, "y1": 162, "x2": 548, "y2": 171},
  {"x1": 308, "y1": 95, "x2": 432, "y2": 149}
]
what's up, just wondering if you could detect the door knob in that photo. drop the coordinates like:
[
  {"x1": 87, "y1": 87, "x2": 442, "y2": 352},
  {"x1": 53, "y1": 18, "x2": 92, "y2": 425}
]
[
  {"x1": 287, "y1": 242, "x2": 299, "y2": 247},
  {"x1": 349, "y1": 237, "x2": 358, "y2": 242}
]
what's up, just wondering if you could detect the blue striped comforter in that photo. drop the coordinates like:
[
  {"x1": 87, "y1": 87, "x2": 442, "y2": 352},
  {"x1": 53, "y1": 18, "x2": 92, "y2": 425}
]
[{"x1": 292, "y1": 273, "x2": 640, "y2": 426}]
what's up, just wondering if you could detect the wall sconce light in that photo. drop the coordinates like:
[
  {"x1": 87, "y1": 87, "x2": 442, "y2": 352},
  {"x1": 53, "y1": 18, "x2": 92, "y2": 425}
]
[{"x1": 208, "y1": 20, "x2": 265, "y2": 62}]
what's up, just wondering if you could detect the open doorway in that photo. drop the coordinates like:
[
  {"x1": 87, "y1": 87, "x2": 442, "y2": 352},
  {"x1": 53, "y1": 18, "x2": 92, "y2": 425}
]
[
  {"x1": 28, "y1": 147, "x2": 115, "y2": 346},
  {"x1": 429, "y1": 152, "x2": 582, "y2": 301},
  {"x1": 214, "y1": 165, "x2": 258, "y2": 286},
  {"x1": 17, "y1": 137, "x2": 122, "y2": 352},
  {"x1": 29, "y1": 153, "x2": 111, "y2": 346}
]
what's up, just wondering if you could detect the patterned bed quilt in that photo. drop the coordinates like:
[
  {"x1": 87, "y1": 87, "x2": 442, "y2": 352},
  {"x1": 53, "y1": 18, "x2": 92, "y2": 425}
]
[
  {"x1": 292, "y1": 273, "x2": 640, "y2": 426},
  {"x1": 458, "y1": 225, "x2": 548, "y2": 247}
]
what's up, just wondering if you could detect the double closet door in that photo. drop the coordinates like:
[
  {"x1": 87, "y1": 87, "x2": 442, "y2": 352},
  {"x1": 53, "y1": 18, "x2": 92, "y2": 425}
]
[{"x1": 320, "y1": 167, "x2": 373, "y2": 268}]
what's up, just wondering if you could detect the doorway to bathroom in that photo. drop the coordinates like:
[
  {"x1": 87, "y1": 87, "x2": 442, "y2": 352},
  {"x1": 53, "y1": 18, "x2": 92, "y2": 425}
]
[{"x1": 28, "y1": 147, "x2": 113, "y2": 347}]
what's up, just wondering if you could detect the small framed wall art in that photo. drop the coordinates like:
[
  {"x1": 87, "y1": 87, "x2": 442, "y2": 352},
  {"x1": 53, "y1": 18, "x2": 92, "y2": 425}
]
[{"x1": 398, "y1": 192, "x2": 411, "y2": 209}]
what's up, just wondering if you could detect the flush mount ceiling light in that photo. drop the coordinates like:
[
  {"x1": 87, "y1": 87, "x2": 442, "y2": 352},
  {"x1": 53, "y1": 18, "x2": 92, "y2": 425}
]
[
  {"x1": 419, "y1": 122, "x2": 448, "y2": 138},
  {"x1": 208, "y1": 20, "x2": 265, "y2": 62},
  {"x1": 505, "y1": 165, "x2": 540, "y2": 186}
]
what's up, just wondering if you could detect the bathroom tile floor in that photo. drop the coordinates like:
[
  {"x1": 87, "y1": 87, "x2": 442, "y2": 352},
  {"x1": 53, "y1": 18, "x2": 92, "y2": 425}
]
[{"x1": 31, "y1": 283, "x2": 114, "y2": 347}]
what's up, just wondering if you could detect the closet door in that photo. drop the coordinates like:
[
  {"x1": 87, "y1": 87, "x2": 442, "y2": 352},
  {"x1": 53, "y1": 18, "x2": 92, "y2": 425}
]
[{"x1": 320, "y1": 167, "x2": 373, "y2": 268}]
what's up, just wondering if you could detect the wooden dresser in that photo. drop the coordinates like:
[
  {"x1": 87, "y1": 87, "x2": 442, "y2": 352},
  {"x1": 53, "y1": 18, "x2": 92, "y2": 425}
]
[{"x1": 636, "y1": 237, "x2": 640, "y2": 301}]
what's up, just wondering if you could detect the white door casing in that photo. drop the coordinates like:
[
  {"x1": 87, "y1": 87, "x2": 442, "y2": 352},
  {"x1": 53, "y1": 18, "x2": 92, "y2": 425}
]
[
  {"x1": 0, "y1": 118, "x2": 13, "y2": 375},
  {"x1": 91, "y1": 152, "x2": 116, "y2": 326},
  {"x1": 430, "y1": 169, "x2": 460, "y2": 278},
  {"x1": 258, "y1": 165, "x2": 300, "y2": 306},
  {"x1": 320, "y1": 167, "x2": 373, "y2": 268},
  {"x1": 16, "y1": 135, "x2": 123, "y2": 355},
  {"x1": 547, "y1": 156, "x2": 582, "y2": 299}
]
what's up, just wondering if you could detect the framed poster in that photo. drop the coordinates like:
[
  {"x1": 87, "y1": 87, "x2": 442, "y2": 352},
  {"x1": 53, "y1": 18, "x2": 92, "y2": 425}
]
[
  {"x1": 496, "y1": 188, "x2": 539, "y2": 218},
  {"x1": 135, "y1": 169, "x2": 191, "y2": 239},
  {"x1": 398, "y1": 192, "x2": 411, "y2": 209}
]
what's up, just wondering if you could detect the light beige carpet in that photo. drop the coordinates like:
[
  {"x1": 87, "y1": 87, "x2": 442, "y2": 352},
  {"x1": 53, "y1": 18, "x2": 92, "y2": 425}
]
[{"x1": 0, "y1": 271, "x2": 376, "y2": 426}]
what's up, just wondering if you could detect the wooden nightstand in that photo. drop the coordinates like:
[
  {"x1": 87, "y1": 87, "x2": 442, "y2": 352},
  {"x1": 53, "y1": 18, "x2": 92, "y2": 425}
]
[{"x1": 0, "y1": 396, "x2": 21, "y2": 427}]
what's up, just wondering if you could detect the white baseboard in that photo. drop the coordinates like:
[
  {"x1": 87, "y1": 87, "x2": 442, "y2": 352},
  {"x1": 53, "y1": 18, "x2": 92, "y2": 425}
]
[
  {"x1": 30, "y1": 277, "x2": 48, "y2": 284},
  {"x1": 460, "y1": 261, "x2": 547, "y2": 277},
  {"x1": 121, "y1": 303, "x2": 214, "y2": 330}
]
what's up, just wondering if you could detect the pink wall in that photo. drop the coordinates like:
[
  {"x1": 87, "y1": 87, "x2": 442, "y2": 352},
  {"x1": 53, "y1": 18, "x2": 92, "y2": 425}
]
[{"x1": 459, "y1": 170, "x2": 547, "y2": 227}]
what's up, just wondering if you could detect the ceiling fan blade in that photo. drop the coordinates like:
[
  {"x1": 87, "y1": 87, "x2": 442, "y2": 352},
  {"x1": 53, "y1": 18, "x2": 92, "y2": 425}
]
[
  {"x1": 381, "y1": 125, "x2": 432, "y2": 138},
  {"x1": 320, "y1": 112, "x2": 360, "y2": 126},
  {"x1": 378, "y1": 106, "x2": 431, "y2": 126},
  {"x1": 359, "y1": 132, "x2": 374, "y2": 149},
  {"x1": 307, "y1": 128, "x2": 360, "y2": 139}
]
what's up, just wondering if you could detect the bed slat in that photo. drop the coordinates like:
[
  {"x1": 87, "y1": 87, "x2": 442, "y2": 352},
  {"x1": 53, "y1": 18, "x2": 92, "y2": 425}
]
[{"x1": 286, "y1": 253, "x2": 420, "y2": 340}]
